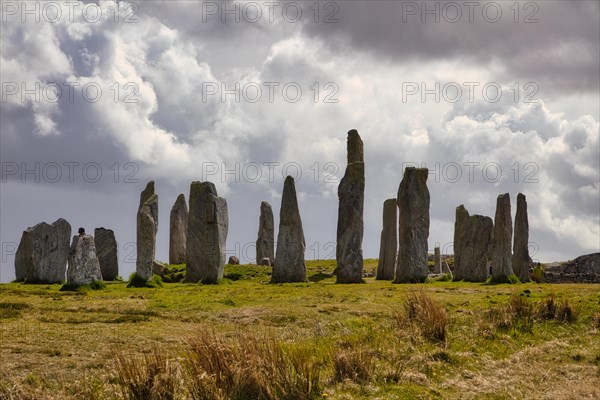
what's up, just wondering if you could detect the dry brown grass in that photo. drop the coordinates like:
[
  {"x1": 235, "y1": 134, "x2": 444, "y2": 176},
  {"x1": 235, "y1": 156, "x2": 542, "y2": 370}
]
[
  {"x1": 114, "y1": 346, "x2": 181, "y2": 400},
  {"x1": 538, "y1": 294, "x2": 579, "y2": 323},
  {"x1": 185, "y1": 330, "x2": 322, "y2": 400},
  {"x1": 593, "y1": 312, "x2": 600, "y2": 329},
  {"x1": 331, "y1": 341, "x2": 377, "y2": 383},
  {"x1": 488, "y1": 294, "x2": 535, "y2": 332},
  {"x1": 395, "y1": 290, "x2": 448, "y2": 342}
]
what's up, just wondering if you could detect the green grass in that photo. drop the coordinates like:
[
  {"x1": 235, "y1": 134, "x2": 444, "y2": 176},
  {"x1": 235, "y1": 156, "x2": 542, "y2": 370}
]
[{"x1": 0, "y1": 260, "x2": 599, "y2": 399}]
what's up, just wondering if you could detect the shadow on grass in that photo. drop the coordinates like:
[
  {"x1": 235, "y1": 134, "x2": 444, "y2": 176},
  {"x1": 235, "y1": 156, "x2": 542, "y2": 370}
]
[{"x1": 308, "y1": 272, "x2": 334, "y2": 283}]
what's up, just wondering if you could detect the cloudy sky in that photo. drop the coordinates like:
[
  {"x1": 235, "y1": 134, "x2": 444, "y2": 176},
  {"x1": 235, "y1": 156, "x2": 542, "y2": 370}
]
[{"x1": 1, "y1": 0, "x2": 599, "y2": 281}]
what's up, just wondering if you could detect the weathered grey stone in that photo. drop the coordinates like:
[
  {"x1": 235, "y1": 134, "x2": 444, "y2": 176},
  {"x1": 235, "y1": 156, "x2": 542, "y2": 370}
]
[
  {"x1": 186, "y1": 181, "x2": 229, "y2": 284},
  {"x1": 454, "y1": 215, "x2": 494, "y2": 282},
  {"x1": 376, "y1": 198, "x2": 397, "y2": 280},
  {"x1": 434, "y1": 246, "x2": 442, "y2": 274},
  {"x1": 67, "y1": 234, "x2": 102, "y2": 285},
  {"x1": 256, "y1": 201, "x2": 275, "y2": 265},
  {"x1": 152, "y1": 260, "x2": 166, "y2": 276},
  {"x1": 169, "y1": 193, "x2": 188, "y2": 265},
  {"x1": 453, "y1": 204, "x2": 469, "y2": 273},
  {"x1": 512, "y1": 193, "x2": 530, "y2": 282},
  {"x1": 492, "y1": 193, "x2": 515, "y2": 282},
  {"x1": 139, "y1": 181, "x2": 155, "y2": 210},
  {"x1": 260, "y1": 258, "x2": 272, "y2": 266},
  {"x1": 544, "y1": 253, "x2": 600, "y2": 283},
  {"x1": 441, "y1": 260, "x2": 453, "y2": 276},
  {"x1": 394, "y1": 167, "x2": 430, "y2": 283},
  {"x1": 272, "y1": 176, "x2": 306, "y2": 283},
  {"x1": 336, "y1": 129, "x2": 365, "y2": 283},
  {"x1": 94, "y1": 227, "x2": 118, "y2": 280},
  {"x1": 228, "y1": 256, "x2": 239, "y2": 265},
  {"x1": 15, "y1": 218, "x2": 71, "y2": 283},
  {"x1": 136, "y1": 184, "x2": 158, "y2": 281}
]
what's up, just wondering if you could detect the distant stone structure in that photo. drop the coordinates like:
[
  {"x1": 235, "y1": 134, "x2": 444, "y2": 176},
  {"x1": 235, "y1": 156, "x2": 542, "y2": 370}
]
[
  {"x1": 336, "y1": 129, "x2": 365, "y2": 283},
  {"x1": 228, "y1": 256, "x2": 240, "y2": 265},
  {"x1": 260, "y1": 258, "x2": 272, "y2": 266},
  {"x1": 376, "y1": 198, "x2": 397, "y2": 280},
  {"x1": 544, "y1": 253, "x2": 600, "y2": 283},
  {"x1": 67, "y1": 234, "x2": 102, "y2": 285},
  {"x1": 441, "y1": 260, "x2": 452, "y2": 277},
  {"x1": 137, "y1": 181, "x2": 159, "y2": 281},
  {"x1": 434, "y1": 246, "x2": 442, "y2": 274},
  {"x1": 186, "y1": 181, "x2": 228, "y2": 284},
  {"x1": 169, "y1": 193, "x2": 188, "y2": 265},
  {"x1": 15, "y1": 218, "x2": 71, "y2": 283},
  {"x1": 94, "y1": 227, "x2": 118, "y2": 280},
  {"x1": 512, "y1": 193, "x2": 530, "y2": 282},
  {"x1": 394, "y1": 167, "x2": 430, "y2": 283},
  {"x1": 453, "y1": 204, "x2": 469, "y2": 274},
  {"x1": 272, "y1": 176, "x2": 306, "y2": 283},
  {"x1": 256, "y1": 201, "x2": 275, "y2": 265},
  {"x1": 455, "y1": 214, "x2": 494, "y2": 282},
  {"x1": 492, "y1": 193, "x2": 515, "y2": 282}
]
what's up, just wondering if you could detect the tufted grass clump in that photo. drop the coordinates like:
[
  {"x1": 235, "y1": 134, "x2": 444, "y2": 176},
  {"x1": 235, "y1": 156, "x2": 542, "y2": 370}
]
[
  {"x1": 488, "y1": 294, "x2": 535, "y2": 332},
  {"x1": 184, "y1": 330, "x2": 323, "y2": 400},
  {"x1": 531, "y1": 266, "x2": 544, "y2": 283},
  {"x1": 126, "y1": 273, "x2": 163, "y2": 288},
  {"x1": 60, "y1": 280, "x2": 106, "y2": 292},
  {"x1": 396, "y1": 290, "x2": 448, "y2": 342},
  {"x1": 114, "y1": 346, "x2": 180, "y2": 400},
  {"x1": 537, "y1": 294, "x2": 579, "y2": 323}
]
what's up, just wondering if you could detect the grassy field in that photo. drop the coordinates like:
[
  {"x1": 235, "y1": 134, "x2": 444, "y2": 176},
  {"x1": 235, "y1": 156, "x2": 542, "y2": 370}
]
[{"x1": 1, "y1": 259, "x2": 599, "y2": 399}]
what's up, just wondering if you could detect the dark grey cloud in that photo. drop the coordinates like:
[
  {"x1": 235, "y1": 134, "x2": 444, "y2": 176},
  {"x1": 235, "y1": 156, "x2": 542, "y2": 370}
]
[{"x1": 302, "y1": 1, "x2": 600, "y2": 93}]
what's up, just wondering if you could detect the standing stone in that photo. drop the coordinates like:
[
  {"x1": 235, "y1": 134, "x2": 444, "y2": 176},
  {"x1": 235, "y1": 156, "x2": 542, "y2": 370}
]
[
  {"x1": 454, "y1": 215, "x2": 494, "y2": 282},
  {"x1": 513, "y1": 193, "x2": 530, "y2": 282},
  {"x1": 256, "y1": 201, "x2": 275, "y2": 265},
  {"x1": 376, "y1": 198, "x2": 397, "y2": 280},
  {"x1": 15, "y1": 218, "x2": 71, "y2": 283},
  {"x1": 272, "y1": 176, "x2": 306, "y2": 283},
  {"x1": 441, "y1": 260, "x2": 453, "y2": 276},
  {"x1": 336, "y1": 129, "x2": 365, "y2": 283},
  {"x1": 434, "y1": 246, "x2": 442, "y2": 274},
  {"x1": 139, "y1": 181, "x2": 155, "y2": 209},
  {"x1": 228, "y1": 256, "x2": 239, "y2": 265},
  {"x1": 394, "y1": 167, "x2": 430, "y2": 283},
  {"x1": 260, "y1": 258, "x2": 272, "y2": 266},
  {"x1": 169, "y1": 193, "x2": 188, "y2": 265},
  {"x1": 67, "y1": 234, "x2": 102, "y2": 285},
  {"x1": 136, "y1": 181, "x2": 158, "y2": 281},
  {"x1": 453, "y1": 204, "x2": 469, "y2": 273},
  {"x1": 94, "y1": 228, "x2": 118, "y2": 280},
  {"x1": 186, "y1": 182, "x2": 228, "y2": 284},
  {"x1": 492, "y1": 193, "x2": 515, "y2": 282}
]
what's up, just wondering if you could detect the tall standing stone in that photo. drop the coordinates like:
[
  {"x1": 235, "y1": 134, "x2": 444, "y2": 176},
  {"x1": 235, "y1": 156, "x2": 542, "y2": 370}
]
[
  {"x1": 256, "y1": 201, "x2": 275, "y2": 265},
  {"x1": 15, "y1": 218, "x2": 71, "y2": 283},
  {"x1": 67, "y1": 234, "x2": 102, "y2": 285},
  {"x1": 94, "y1": 227, "x2": 118, "y2": 280},
  {"x1": 492, "y1": 193, "x2": 515, "y2": 282},
  {"x1": 434, "y1": 246, "x2": 442, "y2": 274},
  {"x1": 136, "y1": 181, "x2": 158, "y2": 281},
  {"x1": 376, "y1": 198, "x2": 397, "y2": 280},
  {"x1": 272, "y1": 176, "x2": 306, "y2": 283},
  {"x1": 453, "y1": 204, "x2": 469, "y2": 272},
  {"x1": 454, "y1": 215, "x2": 494, "y2": 282},
  {"x1": 513, "y1": 193, "x2": 530, "y2": 282},
  {"x1": 336, "y1": 129, "x2": 365, "y2": 283},
  {"x1": 394, "y1": 167, "x2": 430, "y2": 283},
  {"x1": 139, "y1": 181, "x2": 155, "y2": 209},
  {"x1": 186, "y1": 182, "x2": 228, "y2": 284},
  {"x1": 169, "y1": 194, "x2": 188, "y2": 265}
]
